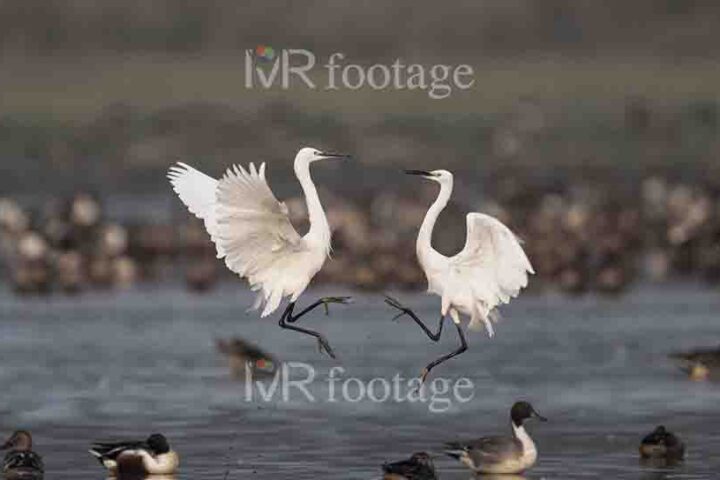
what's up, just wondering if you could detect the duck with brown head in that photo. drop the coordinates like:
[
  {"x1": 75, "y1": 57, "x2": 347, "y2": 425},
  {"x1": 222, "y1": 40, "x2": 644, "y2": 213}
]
[
  {"x1": 444, "y1": 401, "x2": 546, "y2": 475},
  {"x1": 1, "y1": 430, "x2": 44, "y2": 480}
]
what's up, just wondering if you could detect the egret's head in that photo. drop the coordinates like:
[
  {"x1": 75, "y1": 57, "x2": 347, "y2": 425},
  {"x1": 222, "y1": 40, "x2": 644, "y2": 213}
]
[
  {"x1": 295, "y1": 147, "x2": 351, "y2": 165},
  {"x1": 405, "y1": 169, "x2": 453, "y2": 185}
]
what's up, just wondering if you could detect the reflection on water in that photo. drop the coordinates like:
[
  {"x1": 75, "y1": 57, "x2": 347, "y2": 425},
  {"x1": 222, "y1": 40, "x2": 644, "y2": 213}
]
[
  {"x1": 105, "y1": 476, "x2": 176, "y2": 480},
  {"x1": 478, "y1": 475, "x2": 526, "y2": 480},
  {"x1": 1, "y1": 284, "x2": 720, "y2": 479},
  {"x1": 639, "y1": 457, "x2": 684, "y2": 469}
]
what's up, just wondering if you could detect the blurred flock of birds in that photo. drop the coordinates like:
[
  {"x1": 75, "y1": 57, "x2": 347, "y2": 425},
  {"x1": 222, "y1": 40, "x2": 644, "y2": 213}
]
[{"x1": 1, "y1": 173, "x2": 719, "y2": 297}]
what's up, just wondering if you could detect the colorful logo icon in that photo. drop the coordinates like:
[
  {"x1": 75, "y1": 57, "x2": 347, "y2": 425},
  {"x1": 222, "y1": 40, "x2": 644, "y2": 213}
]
[
  {"x1": 255, "y1": 45, "x2": 276, "y2": 62},
  {"x1": 255, "y1": 358, "x2": 275, "y2": 371}
]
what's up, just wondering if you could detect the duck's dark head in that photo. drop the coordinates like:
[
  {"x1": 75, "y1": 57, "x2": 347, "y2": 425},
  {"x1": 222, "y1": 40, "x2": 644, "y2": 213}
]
[
  {"x1": 1, "y1": 430, "x2": 33, "y2": 451},
  {"x1": 511, "y1": 401, "x2": 547, "y2": 427},
  {"x1": 146, "y1": 434, "x2": 170, "y2": 454},
  {"x1": 647, "y1": 425, "x2": 680, "y2": 445},
  {"x1": 409, "y1": 451, "x2": 434, "y2": 468}
]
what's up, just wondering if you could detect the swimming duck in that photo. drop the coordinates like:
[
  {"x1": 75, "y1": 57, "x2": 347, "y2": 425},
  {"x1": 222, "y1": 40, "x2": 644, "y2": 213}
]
[
  {"x1": 1, "y1": 430, "x2": 44, "y2": 480},
  {"x1": 381, "y1": 452, "x2": 437, "y2": 480},
  {"x1": 669, "y1": 346, "x2": 720, "y2": 381},
  {"x1": 445, "y1": 401, "x2": 546, "y2": 475},
  {"x1": 89, "y1": 433, "x2": 179, "y2": 476},
  {"x1": 639, "y1": 426, "x2": 685, "y2": 460}
]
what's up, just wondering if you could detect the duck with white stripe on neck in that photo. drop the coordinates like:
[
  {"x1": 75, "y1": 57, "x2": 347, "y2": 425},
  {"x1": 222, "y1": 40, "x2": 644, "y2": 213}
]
[{"x1": 444, "y1": 401, "x2": 547, "y2": 475}]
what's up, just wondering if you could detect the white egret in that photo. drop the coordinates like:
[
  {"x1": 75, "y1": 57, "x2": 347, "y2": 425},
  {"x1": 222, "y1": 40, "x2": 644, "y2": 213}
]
[
  {"x1": 385, "y1": 169, "x2": 534, "y2": 381},
  {"x1": 167, "y1": 147, "x2": 351, "y2": 358}
]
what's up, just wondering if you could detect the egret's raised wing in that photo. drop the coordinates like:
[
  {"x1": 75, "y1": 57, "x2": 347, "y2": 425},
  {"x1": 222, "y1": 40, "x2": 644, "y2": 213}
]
[
  {"x1": 450, "y1": 213, "x2": 533, "y2": 331},
  {"x1": 169, "y1": 162, "x2": 305, "y2": 316},
  {"x1": 167, "y1": 162, "x2": 223, "y2": 255},
  {"x1": 215, "y1": 163, "x2": 304, "y2": 315}
]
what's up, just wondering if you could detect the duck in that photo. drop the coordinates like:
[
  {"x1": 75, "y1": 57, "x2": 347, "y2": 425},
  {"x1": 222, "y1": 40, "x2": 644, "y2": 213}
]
[
  {"x1": 216, "y1": 337, "x2": 277, "y2": 379},
  {"x1": 669, "y1": 346, "x2": 720, "y2": 381},
  {"x1": 444, "y1": 401, "x2": 546, "y2": 475},
  {"x1": 381, "y1": 452, "x2": 437, "y2": 480},
  {"x1": 639, "y1": 426, "x2": 685, "y2": 460},
  {"x1": 89, "y1": 433, "x2": 179, "y2": 476},
  {"x1": 1, "y1": 430, "x2": 44, "y2": 480}
]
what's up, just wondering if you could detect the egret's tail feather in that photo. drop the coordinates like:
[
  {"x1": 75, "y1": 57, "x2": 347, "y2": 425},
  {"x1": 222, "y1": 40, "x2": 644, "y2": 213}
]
[
  {"x1": 468, "y1": 305, "x2": 498, "y2": 337},
  {"x1": 467, "y1": 317, "x2": 495, "y2": 336},
  {"x1": 261, "y1": 289, "x2": 283, "y2": 317},
  {"x1": 247, "y1": 292, "x2": 265, "y2": 313}
]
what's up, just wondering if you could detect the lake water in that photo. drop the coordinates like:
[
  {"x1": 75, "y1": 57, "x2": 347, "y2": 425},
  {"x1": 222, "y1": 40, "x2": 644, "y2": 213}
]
[{"x1": 1, "y1": 284, "x2": 719, "y2": 479}]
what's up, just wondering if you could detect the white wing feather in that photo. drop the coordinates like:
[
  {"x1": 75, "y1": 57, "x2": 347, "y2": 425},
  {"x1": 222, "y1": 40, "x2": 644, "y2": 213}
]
[
  {"x1": 167, "y1": 162, "x2": 224, "y2": 256},
  {"x1": 168, "y1": 162, "x2": 308, "y2": 317},
  {"x1": 449, "y1": 212, "x2": 534, "y2": 333},
  {"x1": 215, "y1": 163, "x2": 306, "y2": 316}
]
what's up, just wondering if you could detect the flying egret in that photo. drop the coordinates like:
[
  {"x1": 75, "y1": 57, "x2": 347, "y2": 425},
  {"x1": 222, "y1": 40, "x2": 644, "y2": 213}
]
[
  {"x1": 168, "y1": 147, "x2": 351, "y2": 358},
  {"x1": 385, "y1": 169, "x2": 534, "y2": 381}
]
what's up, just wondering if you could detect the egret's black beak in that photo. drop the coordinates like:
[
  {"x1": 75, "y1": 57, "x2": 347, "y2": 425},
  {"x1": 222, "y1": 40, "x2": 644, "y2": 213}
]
[
  {"x1": 319, "y1": 152, "x2": 352, "y2": 160},
  {"x1": 405, "y1": 169, "x2": 432, "y2": 177},
  {"x1": 532, "y1": 409, "x2": 548, "y2": 422},
  {"x1": 0, "y1": 441, "x2": 10, "y2": 450}
]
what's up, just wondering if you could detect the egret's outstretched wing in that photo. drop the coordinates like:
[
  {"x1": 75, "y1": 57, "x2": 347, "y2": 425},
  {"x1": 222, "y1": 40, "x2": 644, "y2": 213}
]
[
  {"x1": 449, "y1": 212, "x2": 534, "y2": 333},
  {"x1": 169, "y1": 162, "x2": 305, "y2": 316},
  {"x1": 167, "y1": 162, "x2": 223, "y2": 255},
  {"x1": 215, "y1": 163, "x2": 304, "y2": 316}
]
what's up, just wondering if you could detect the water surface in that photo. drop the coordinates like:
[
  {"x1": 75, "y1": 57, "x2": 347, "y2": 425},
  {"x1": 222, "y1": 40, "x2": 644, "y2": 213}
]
[{"x1": 1, "y1": 284, "x2": 719, "y2": 479}]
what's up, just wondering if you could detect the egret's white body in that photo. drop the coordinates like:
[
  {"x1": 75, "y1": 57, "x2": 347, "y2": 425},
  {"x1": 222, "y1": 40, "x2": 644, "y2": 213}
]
[
  {"x1": 387, "y1": 169, "x2": 533, "y2": 380},
  {"x1": 415, "y1": 170, "x2": 534, "y2": 335},
  {"x1": 416, "y1": 170, "x2": 534, "y2": 336},
  {"x1": 167, "y1": 148, "x2": 341, "y2": 317}
]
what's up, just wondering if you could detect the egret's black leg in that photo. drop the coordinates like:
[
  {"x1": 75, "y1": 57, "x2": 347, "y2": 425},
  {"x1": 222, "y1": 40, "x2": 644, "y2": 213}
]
[
  {"x1": 384, "y1": 295, "x2": 446, "y2": 341},
  {"x1": 285, "y1": 296, "x2": 352, "y2": 323},
  {"x1": 278, "y1": 298, "x2": 351, "y2": 359},
  {"x1": 419, "y1": 322, "x2": 468, "y2": 383}
]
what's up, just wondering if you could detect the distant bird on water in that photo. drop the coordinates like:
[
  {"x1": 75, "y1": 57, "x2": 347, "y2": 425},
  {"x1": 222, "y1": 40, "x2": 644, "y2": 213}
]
[
  {"x1": 89, "y1": 433, "x2": 179, "y2": 476},
  {"x1": 385, "y1": 169, "x2": 533, "y2": 381},
  {"x1": 382, "y1": 452, "x2": 437, "y2": 480},
  {"x1": 639, "y1": 425, "x2": 685, "y2": 460},
  {"x1": 1, "y1": 430, "x2": 44, "y2": 480},
  {"x1": 168, "y1": 148, "x2": 351, "y2": 358},
  {"x1": 669, "y1": 345, "x2": 720, "y2": 381},
  {"x1": 445, "y1": 401, "x2": 546, "y2": 475}
]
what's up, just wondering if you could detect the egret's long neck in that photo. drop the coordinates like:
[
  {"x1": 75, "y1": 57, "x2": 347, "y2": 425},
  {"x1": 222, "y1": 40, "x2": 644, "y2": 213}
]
[
  {"x1": 296, "y1": 161, "x2": 330, "y2": 253},
  {"x1": 417, "y1": 180, "x2": 452, "y2": 259}
]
